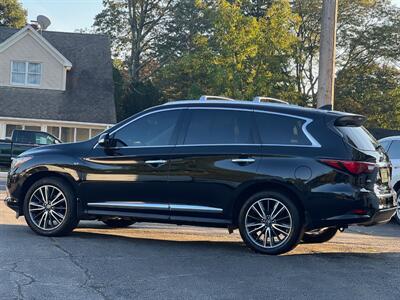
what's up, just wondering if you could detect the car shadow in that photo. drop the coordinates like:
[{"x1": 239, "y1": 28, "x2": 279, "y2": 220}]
[
  {"x1": 348, "y1": 222, "x2": 400, "y2": 238},
  {"x1": 1, "y1": 223, "x2": 399, "y2": 259}
]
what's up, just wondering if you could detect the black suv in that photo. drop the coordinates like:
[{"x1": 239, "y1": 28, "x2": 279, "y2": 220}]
[{"x1": 4, "y1": 97, "x2": 397, "y2": 255}]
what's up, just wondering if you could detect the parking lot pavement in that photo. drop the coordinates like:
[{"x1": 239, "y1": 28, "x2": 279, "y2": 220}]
[{"x1": 1, "y1": 193, "x2": 400, "y2": 300}]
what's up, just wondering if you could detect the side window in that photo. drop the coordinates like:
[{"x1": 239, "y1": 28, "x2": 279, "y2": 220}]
[
  {"x1": 113, "y1": 110, "x2": 181, "y2": 147},
  {"x1": 13, "y1": 131, "x2": 58, "y2": 145},
  {"x1": 387, "y1": 141, "x2": 400, "y2": 159},
  {"x1": 183, "y1": 109, "x2": 255, "y2": 145},
  {"x1": 255, "y1": 112, "x2": 311, "y2": 146},
  {"x1": 35, "y1": 133, "x2": 59, "y2": 145}
]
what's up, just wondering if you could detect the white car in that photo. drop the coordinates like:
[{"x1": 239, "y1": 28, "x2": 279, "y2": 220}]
[{"x1": 379, "y1": 136, "x2": 400, "y2": 224}]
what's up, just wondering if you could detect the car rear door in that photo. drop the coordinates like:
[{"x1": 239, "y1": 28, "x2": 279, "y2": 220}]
[{"x1": 167, "y1": 107, "x2": 263, "y2": 222}]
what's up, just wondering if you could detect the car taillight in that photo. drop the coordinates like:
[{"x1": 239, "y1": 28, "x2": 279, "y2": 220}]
[{"x1": 319, "y1": 159, "x2": 376, "y2": 175}]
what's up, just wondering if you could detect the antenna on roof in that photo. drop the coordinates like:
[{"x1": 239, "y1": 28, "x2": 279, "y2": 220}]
[{"x1": 37, "y1": 15, "x2": 51, "y2": 31}]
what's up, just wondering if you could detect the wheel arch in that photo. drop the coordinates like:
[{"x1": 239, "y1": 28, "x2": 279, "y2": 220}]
[
  {"x1": 393, "y1": 181, "x2": 400, "y2": 193},
  {"x1": 19, "y1": 171, "x2": 79, "y2": 214},
  {"x1": 231, "y1": 181, "x2": 307, "y2": 226}
]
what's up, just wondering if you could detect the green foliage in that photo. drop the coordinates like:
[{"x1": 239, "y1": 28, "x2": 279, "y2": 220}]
[
  {"x1": 95, "y1": 0, "x2": 400, "y2": 129},
  {"x1": 336, "y1": 64, "x2": 400, "y2": 129},
  {"x1": 0, "y1": 0, "x2": 26, "y2": 28},
  {"x1": 156, "y1": 0, "x2": 299, "y2": 102}
]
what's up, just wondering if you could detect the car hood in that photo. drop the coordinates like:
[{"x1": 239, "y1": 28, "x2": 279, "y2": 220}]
[{"x1": 21, "y1": 140, "x2": 95, "y2": 157}]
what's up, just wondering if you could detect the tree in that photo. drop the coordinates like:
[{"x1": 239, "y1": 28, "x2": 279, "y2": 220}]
[
  {"x1": 291, "y1": 0, "x2": 400, "y2": 107},
  {"x1": 94, "y1": 0, "x2": 175, "y2": 83},
  {"x1": 335, "y1": 64, "x2": 400, "y2": 129},
  {"x1": 156, "y1": 0, "x2": 299, "y2": 101},
  {"x1": 0, "y1": 0, "x2": 26, "y2": 28},
  {"x1": 239, "y1": 0, "x2": 274, "y2": 18}
]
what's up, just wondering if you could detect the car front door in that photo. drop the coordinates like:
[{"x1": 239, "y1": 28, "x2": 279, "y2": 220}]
[
  {"x1": 167, "y1": 107, "x2": 263, "y2": 223},
  {"x1": 80, "y1": 108, "x2": 185, "y2": 219}
]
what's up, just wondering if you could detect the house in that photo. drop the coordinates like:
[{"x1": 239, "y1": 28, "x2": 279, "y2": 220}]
[{"x1": 0, "y1": 25, "x2": 116, "y2": 142}]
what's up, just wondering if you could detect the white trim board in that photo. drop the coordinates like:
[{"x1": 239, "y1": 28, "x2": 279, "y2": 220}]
[
  {"x1": 0, "y1": 116, "x2": 113, "y2": 128},
  {"x1": 0, "y1": 25, "x2": 72, "y2": 69}
]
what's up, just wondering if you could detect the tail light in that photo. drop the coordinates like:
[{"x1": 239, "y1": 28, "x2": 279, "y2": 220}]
[{"x1": 319, "y1": 159, "x2": 376, "y2": 175}]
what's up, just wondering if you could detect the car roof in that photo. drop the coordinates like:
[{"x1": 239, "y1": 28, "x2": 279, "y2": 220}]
[{"x1": 162, "y1": 100, "x2": 358, "y2": 119}]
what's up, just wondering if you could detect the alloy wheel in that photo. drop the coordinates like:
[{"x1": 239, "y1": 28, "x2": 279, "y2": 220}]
[
  {"x1": 28, "y1": 185, "x2": 68, "y2": 231},
  {"x1": 245, "y1": 198, "x2": 292, "y2": 249},
  {"x1": 396, "y1": 194, "x2": 400, "y2": 222}
]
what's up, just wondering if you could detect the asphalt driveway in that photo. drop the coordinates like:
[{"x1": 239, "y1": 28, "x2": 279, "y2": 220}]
[{"x1": 1, "y1": 192, "x2": 400, "y2": 300}]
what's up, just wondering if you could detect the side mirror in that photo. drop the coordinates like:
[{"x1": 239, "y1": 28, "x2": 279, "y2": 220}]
[{"x1": 98, "y1": 133, "x2": 112, "y2": 148}]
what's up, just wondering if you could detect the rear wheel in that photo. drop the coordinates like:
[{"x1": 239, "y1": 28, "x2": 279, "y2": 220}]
[
  {"x1": 238, "y1": 191, "x2": 303, "y2": 255},
  {"x1": 302, "y1": 227, "x2": 338, "y2": 244},
  {"x1": 102, "y1": 218, "x2": 135, "y2": 228},
  {"x1": 24, "y1": 177, "x2": 78, "y2": 236}
]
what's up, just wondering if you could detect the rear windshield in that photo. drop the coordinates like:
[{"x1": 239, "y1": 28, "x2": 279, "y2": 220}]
[{"x1": 337, "y1": 126, "x2": 378, "y2": 151}]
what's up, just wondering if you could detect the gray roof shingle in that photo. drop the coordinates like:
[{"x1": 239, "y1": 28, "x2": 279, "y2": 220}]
[{"x1": 0, "y1": 27, "x2": 116, "y2": 124}]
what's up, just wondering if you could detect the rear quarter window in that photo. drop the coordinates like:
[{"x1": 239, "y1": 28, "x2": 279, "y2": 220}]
[
  {"x1": 337, "y1": 126, "x2": 378, "y2": 151},
  {"x1": 255, "y1": 112, "x2": 311, "y2": 146}
]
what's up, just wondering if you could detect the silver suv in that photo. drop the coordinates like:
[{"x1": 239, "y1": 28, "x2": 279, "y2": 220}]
[{"x1": 379, "y1": 136, "x2": 400, "y2": 224}]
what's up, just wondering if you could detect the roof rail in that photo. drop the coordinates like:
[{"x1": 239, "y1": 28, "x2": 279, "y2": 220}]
[
  {"x1": 199, "y1": 95, "x2": 235, "y2": 102},
  {"x1": 253, "y1": 96, "x2": 289, "y2": 105}
]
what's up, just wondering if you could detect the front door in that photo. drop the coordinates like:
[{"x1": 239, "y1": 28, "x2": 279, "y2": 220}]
[{"x1": 80, "y1": 108, "x2": 185, "y2": 219}]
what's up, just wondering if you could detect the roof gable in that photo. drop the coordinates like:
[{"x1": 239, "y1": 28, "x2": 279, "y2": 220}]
[{"x1": 0, "y1": 25, "x2": 72, "y2": 68}]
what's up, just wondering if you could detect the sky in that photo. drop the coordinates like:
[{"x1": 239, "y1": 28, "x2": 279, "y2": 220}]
[
  {"x1": 21, "y1": 0, "x2": 400, "y2": 33},
  {"x1": 21, "y1": 0, "x2": 103, "y2": 32}
]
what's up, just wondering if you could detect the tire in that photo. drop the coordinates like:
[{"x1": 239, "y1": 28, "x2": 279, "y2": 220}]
[
  {"x1": 302, "y1": 227, "x2": 338, "y2": 244},
  {"x1": 23, "y1": 177, "x2": 78, "y2": 236},
  {"x1": 238, "y1": 191, "x2": 303, "y2": 255},
  {"x1": 102, "y1": 218, "x2": 135, "y2": 228}
]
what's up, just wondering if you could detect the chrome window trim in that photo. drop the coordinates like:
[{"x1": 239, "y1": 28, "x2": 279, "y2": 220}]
[
  {"x1": 87, "y1": 202, "x2": 223, "y2": 213},
  {"x1": 94, "y1": 107, "x2": 185, "y2": 149},
  {"x1": 185, "y1": 107, "x2": 321, "y2": 148},
  {"x1": 253, "y1": 109, "x2": 321, "y2": 148},
  {"x1": 96, "y1": 105, "x2": 321, "y2": 149},
  {"x1": 109, "y1": 107, "x2": 185, "y2": 136}
]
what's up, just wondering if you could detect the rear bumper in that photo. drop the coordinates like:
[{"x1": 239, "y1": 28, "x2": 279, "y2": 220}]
[
  {"x1": 308, "y1": 190, "x2": 397, "y2": 229},
  {"x1": 321, "y1": 207, "x2": 396, "y2": 227}
]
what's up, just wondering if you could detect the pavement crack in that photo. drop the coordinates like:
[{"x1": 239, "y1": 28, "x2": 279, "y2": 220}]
[
  {"x1": 50, "y1": 238, "x2": 109, "y2": 300},
  {"x1": 7, "y1": 263, "x2": 36, "y2": 300}
]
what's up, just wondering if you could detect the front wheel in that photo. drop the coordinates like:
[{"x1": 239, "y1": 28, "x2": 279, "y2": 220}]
[
  {"x1": 24, "y1": 177, "x2": 78, "y2": 236},
  {"x1": 302, "y1": 227, "x2": 338, "y2": 244},
  {"x1": 238, "y1": 191, "x2": 303, "y2": 255}
]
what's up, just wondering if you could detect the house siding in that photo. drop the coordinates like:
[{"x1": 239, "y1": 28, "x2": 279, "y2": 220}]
[{"x1": 0, "y1": 33, "x2": 66, "y2": 91}]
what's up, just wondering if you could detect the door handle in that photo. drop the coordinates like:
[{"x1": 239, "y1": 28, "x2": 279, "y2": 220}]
[
  {"x1": 231, "y1": 158, "x2": 256, "y2": 164},
  {"x1": 145, "y1": 160, "x2": 167, "y2": 167}
]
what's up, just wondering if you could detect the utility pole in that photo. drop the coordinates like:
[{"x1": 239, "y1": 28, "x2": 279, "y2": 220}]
[{"x1": 317, "y1": 0, "x2": 338, "y2": 109}]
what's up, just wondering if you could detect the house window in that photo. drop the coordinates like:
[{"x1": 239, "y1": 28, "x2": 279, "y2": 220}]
[
  {"x1": 25, "y1": 125, "x2": 41, "y2": 132},
  {"x1": 47, "y1": 126, "x2": 60, "y2": 139},
  {"x1": 91, "y1": 128, "x2": 105, "y2": 138},
  {"x1": 11, "y1": 61, "x2": 42, "y2": 86},
  {"x1": 76, "y1": 128, "x2": 90, "y2": 141},
  {"x1": 5, "y1": 124, "x2": 23, "y2": 138},
  {"x1": 61, "y1": 127, "x2": 74, "y2": 142}
]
